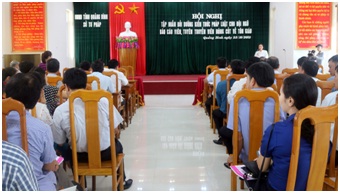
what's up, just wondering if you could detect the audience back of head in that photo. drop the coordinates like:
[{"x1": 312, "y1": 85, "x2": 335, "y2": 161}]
[
  {"x1": 302, "y1": 60, "x2": 319, "y2": 77},
  {"x1": 41, "y1": 50, "x2": 52, "y2": 64},
  {"x1": 19, "y1": 61, "x2": 35, "y2": 73},
  {"x1": 63, "y1": 68, "x2": 87, "y2": 89},
  {"x1": 230, "y1": 59, "x2": 245, "y2": 74},
  {"x1": 46, "y1": 58, "x2": 60, "y2": 73},
  {"x1": 2, "y1": 67, "x2": 17, "y2": 82},
  {"x1": 216, "y1": 57, "x2": 227, "y2": 69},
  {"x1": 246, "y1": 62, "x2": 275, "y2": 87},
  {"x1": 5, "y1": 73, "x2": 42, "y2": 109},
  {"x1": 91, "y1": 59, "x2": 104, "y2": 73},
  {"x1": 266, "y1": 56, "x2": 280, "y2": 70},
  {"x1": 107, "y1": 59, "x2": 119, "y2": 69},
  {"x1": 80, "y1": 61, "x2": 91, "y2": 71}
]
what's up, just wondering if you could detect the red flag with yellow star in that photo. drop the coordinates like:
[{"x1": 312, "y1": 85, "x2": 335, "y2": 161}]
[{"x1": 109, "y1": 2, "x2": 146, "y2": 75}]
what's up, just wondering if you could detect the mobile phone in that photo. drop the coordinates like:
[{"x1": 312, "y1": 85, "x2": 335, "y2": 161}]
[{"x1": 56, "y1": 156, "x2": 64, "y2": 165}]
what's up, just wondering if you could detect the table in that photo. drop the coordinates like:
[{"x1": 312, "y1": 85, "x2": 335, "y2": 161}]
[{"x1": 192, "y1": 75, "x2": 206, "y2": 105}]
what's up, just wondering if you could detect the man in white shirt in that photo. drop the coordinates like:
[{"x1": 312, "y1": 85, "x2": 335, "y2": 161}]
[
  {"x1": 300, "y1": 60, "x2": 322, "y2": 106},
  {"x1": 52, "y1": 68, "x2": 133, "y2": 190},
  {"x1": 105, "y1": 59, "x2": 129, "y2": 93},
  {"x1": 88, "y1": 60, "x2": 115, "y2": 93},
  {"x1": 254, "y1": 43, "x2": 269, "y2": 59}
]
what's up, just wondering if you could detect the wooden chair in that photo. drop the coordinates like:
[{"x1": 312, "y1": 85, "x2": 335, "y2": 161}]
[
  {"x1": 46, "y1": 71, "x2": 61, "y2": 76},
  {"x1": 69, "y1": 89, "x2": 124, "y2": 191},
  {"x1": 120, "y1": 66, "x2": 134, "y2": 80},
  {"x1": 102, "y1": 71, "x2": 127, "y2": 128},
  {"x1": 117, "y1": 68, "x2": 127, "y2": 77},
  {"x1": 275, "y1": 73, "x2": 291, "y2": 94},
  {"x1": 316, "y1": 81, "x2": 335, "y2": 102},
  {"x1": 87, "y1": 76, "x2": 101, "y2": 90},
  {"x1": 223, "y1": 74, "x2": 247, "y2": 126},
  {"x1": 286, "y1": 104, "x2": 338, "y2": 190},
  {"x1": 58, "y1": 84, "x2": 92, "y2": 105},
  {"x1": 230, "y1": 89, "x2": 280, "y2": 191},
  {"x1": 316, "y1": 73, "x2": 332, "y2": 81},
  {"x1": 63, "y1": 67, "x2": 69, "y2": 76},
  {"x1": 31, "y1": 106, "x2": 37, "y2": 117},
  {"x1": 47, "y1": 76, "x2": 63, "y2": 87},
  {"x1": 205, "y1": 65, "x2": 218, "y2": 76},
  {"x1": 211, "y1": 69, "x2": 230, "y2": 133},
  {"x1": 2, "y1": 98, "x2": 29, "y2": 154},
  {"x1": 282, "y1": 68, "x2": 298, "y2": 75}
]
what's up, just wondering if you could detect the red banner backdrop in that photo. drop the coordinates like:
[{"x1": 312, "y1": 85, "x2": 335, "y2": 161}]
[
  {"x1": 109, "y1": 2, "x2": 146, "y2": 75},
  {"x1": 296, "y1": 2, "x2": 332, "y2": 49},
  {"x1": 11, "y1": 2, "x2": 46, "y2": 52}
]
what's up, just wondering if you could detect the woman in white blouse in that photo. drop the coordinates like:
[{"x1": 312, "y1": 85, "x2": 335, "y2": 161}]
[{"x1": 254, "y1": 43, "x2": 269, "y2": 59}]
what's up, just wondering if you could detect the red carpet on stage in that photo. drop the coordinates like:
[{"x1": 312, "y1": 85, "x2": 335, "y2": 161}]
[{"x1": 139, "y1": 75, "x2": 204, "y2": 94}]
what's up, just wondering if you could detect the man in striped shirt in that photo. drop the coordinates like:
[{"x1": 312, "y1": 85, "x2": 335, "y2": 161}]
[{"x1": 2, "y1": 141, "x2": 39, "y2": 191}]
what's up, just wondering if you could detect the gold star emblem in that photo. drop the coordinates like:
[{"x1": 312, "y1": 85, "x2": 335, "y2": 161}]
[{"x1": 129, "y1": 4, "x2": 139, "y2": 14}]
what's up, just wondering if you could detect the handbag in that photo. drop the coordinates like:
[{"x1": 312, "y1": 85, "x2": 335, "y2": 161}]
[{"x1": 243, "y1": 124, "x2": 274, "y2": 191}]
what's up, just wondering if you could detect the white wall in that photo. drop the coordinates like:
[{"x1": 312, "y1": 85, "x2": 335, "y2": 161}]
[
  {"x1": 270, "y1": 2, "x2": 338, "y2": 73},
  {"x1": 1, "y1": 2, "x2": 74, "y2": 74},
  {"x1": 2, "y1": 2, "x2": 338, "y2": 73}
]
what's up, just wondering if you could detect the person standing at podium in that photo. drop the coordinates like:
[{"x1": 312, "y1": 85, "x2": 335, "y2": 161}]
[{"x1": 119, "y1": 21, "x2": 137, "y2": 37}]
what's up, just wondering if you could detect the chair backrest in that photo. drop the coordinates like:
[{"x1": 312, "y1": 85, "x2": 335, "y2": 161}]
[
  {"x1": 275, "y1": 73, "x2": 291, "y2": 94},
  {"x1": 117, "y1": 68, "x2": 127, "y2": 77},
  {"x1": 282, "y1": 68, "x2": 298, "y2": 75},
  {"x1": 286, "y1": 104, "x2": 338, "y2": 190},
  {"x1": 102, "y1": 71, "x2": 119, "y2": 93},
  {"x1": 120, "y1": 66, "x2": 134, "y2": 80},
  {"x1": 47, "y1": 76, "x2": 63, "y2": 86},
  {"x1": 316, "y1": 73, "x2": 331, "y2": 81},
  {"x1": 232, "y1": 89, "x2": 280, "y2": 163},
  {"x1": 58, "y1": 84, "x2": 93, "y2": 105},
  {"x1": 2, "y1": 98, "x2": 29, "y2": 154},
  {"x1": 87, "y1": 76, "x2": 101, "y2": 90},
  {"x1": 206, "y1": 65, "x2": 219, "y2": 76},
  {"x1": 316, "y1": 80, "x2": 335, "y2": 101},
  {"x1": 63, "y1": 67, "x2": 69, "y2": 76},
  {"x1": 31, "y1": 106, "x2": 37, "y2": 117},
  {"x1": 68, "y1": 89, "x2": 118, "y2": 186},
  {"x1": 46, "y1": 71, "x2": 61, "y2": 76},
  {"x1": 226, "y1": 74, "x2": 247, "y2": 114}
]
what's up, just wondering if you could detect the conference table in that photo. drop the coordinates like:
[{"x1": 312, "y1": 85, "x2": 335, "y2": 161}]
[{"x1": 192, "y1": 75, "x2": 206, "y2": 105}]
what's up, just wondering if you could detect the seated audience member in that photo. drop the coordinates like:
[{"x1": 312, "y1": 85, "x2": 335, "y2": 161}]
[
  {"x1": 296, "y1": 56, "x2": 308, "y2": 74},
  {"x1": 221, "y1": 62, "x2": 285, "y2": 166},
  {"x1": 213, "y1": 59, "x2": 245, "y2": 145},
  {"x1": 105, "y1": 59, "x2": 129, "y2": 93},
  {"x1": 204, "y1": 57, "x2": 227, "y2": 116},
  {"x1": 327, "y1": 55, "x2": 338, "y2": 91},
  {"x1": 2, "y1": 141, "x2": 39, "y2": 191},
  {"x1": 32, "y1": 66, "x2": 59, "y2": 116},
  {"x1": 300, "y1": 60, "x2": 322, "y2": 106},
  {"x1": 38, "y1": 50, "x2": 52, "y2": 71},
  {"x1": 322, "y1": 65, "x2": 338, "y2": 161},
  {"x1": 5, "y1": 73, "x2": 58, "y2": 191},
  {"x1": 19, "y1": 61, "x2": 35, "y2": 73},
  {"x1": 46, "y1": 58, "x2": 62, "y2": 88},
  {"x1": 2, "y1": 67, "x2": 17, "y2": 85},
  {"x1": 52, "y1": 68, "x2": 133, "y2": 190},
  {"x1": 255, "y1": 74, "x2": 318, "y2": 190},
  {"x1": 9, "y1": 60, "x2": 20, "y2": 72},
  {"x1": 266, "y1": 56, "x2": 280, "y2": 74},
  {"x1": 227, "y1": 56, "x2": 260, "y2": 105},
  {"x1": 88, "y1": 59, "x2": 115, "y2": 93},
  {"x1": 79, "y1": 60, "x2": 92, "y2": 74}
]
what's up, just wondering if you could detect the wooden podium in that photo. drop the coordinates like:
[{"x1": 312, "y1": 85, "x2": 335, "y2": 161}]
[{"x1": 118, "y1": 48, "x2": 137, "y2": 74}]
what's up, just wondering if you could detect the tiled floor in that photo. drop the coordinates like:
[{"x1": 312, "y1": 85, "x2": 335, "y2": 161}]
[{"x1": 86, "y1": 95, "x2": 235, "y2": 191}]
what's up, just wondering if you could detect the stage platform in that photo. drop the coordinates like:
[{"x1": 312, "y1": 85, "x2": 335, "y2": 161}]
[{"x1": 137, "y1": 75, "x2": 204, "y2": 95}]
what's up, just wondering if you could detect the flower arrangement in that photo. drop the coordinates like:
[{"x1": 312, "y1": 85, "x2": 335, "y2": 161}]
[{"x1": 116, "y1": 36, "x2": 139, "y2": 49}]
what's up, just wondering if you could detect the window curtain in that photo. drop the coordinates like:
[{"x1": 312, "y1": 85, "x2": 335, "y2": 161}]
[
  {"x1": 74, "y1": 3, "x2": 109, "y2": 67},
  {"x1": 145, "y1": 2, "x2": 269, "y2": 75}
]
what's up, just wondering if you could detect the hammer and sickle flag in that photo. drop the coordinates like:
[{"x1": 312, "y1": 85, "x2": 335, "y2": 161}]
[{"x1": 114, "y1": 3, "x2": 125, "y2": 14}]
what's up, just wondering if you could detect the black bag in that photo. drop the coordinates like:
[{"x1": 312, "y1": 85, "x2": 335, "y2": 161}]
[{"x1": 243, "y1": 124, "x2": 274, "y2": 191}]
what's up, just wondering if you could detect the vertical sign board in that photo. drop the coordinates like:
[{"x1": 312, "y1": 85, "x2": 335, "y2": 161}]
[
  {"x1": 11, "y1": 2, "x2": 46, "y2": 52},
  {"x1": 296, "y1": 2, "x2": 332, "y2": 49}
]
